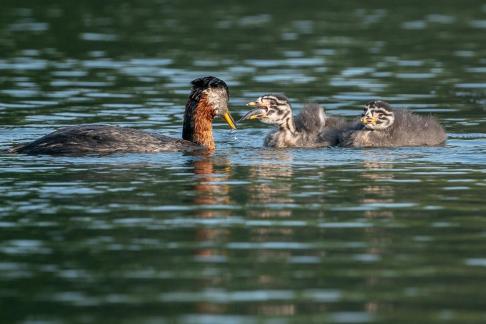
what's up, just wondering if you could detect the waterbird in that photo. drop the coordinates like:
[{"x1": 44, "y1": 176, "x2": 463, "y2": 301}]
[
  {"x1": 9, "y1": 76, "x2": 236, "y2": 155},
  {"x1": 339, "y1": 100, "x2": 447, "y2": 147},
  {"x1": 239, "y1": 94, "x2": 351, "y2": 148}
]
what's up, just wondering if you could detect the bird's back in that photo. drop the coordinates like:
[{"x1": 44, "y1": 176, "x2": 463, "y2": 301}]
[
  {"x1": 10, "y1": 125, "x2": 199, "y2": 155},
  {"x1": 319, "y1": 117, "x2": 361, "y2": 147},
  {"x1": 388, "y1": 110, "x2": 447, "y2": 146},
  {"x1": 292, "y1": 104, "x2": 356, "y2": 147},
  {"x1": 294, "y1": 104, "x2": 327, "y2": 135}
]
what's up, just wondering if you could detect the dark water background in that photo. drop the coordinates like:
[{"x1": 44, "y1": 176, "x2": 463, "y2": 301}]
[{"x1": 1, "y1": 0, "x2": 486, "y2": 323}]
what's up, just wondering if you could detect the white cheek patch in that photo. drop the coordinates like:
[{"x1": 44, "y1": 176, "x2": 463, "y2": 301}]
[{"x1": 206, "y1": 88, "x2": 228, "y2": 115}]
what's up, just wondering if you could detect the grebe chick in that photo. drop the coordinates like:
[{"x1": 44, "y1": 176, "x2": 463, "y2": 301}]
[
  {"x1": 240, "y1": 94, "x2": 348, "y2": 148},
  {"x1": 10, "y1": 76, "x2": 236, "y2": 155},
  {"x1": 339, "y1": 100, "x2": 447, "y2": 147}
]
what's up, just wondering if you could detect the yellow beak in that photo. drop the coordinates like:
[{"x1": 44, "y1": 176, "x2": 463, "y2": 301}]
[
  {"x1": 361, "y1": 116, "x2": 377, "y2": 125},
  {"x1": 223, "y1": 111, "x2": 237, "y2": 129},
  {"x1": 247, "y1": 101, "x2": 258, "y2": 107}
]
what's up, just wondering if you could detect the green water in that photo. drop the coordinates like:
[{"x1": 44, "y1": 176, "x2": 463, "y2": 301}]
[{"x1": 1, "y1": 1, "x2": 486, "y2": 323}]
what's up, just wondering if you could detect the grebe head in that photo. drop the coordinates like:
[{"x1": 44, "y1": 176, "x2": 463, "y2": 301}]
[
  {"x1": 190, "y1": 76, "x2": 236, "y2": 129},
  {"x1": 361, "y1": 100, "x2": 395, "y2": 130},
  {"x1": 240, "y1": 94, "x2": 292, "y2": 127}
]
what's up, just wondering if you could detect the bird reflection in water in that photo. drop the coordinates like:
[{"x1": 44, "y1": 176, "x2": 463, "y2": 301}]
[
  {"x1": 360, "y1": 160, "x2": 396, "y2": 219},
  {"x1": 186, "y1": 155, "x2": 232, "y2": 315},
  {"x1": 246, "y1": 150, "x2": 299, "y2": 317},
  {"x1": 247, "y1": 149, "x2": 295, "y2": 218},
  {"x1": 188, "y1": 151, "x2": 299, "y2": 317},
  {"x1": 188, "y1": 155, "x2": 232, "y2": 244},
  {"x1": 191, "y1": 156, "x2": 232, "y2": 210},
  {"x1": 359, "y1": 159, "x2": 396, "y2": 316}
]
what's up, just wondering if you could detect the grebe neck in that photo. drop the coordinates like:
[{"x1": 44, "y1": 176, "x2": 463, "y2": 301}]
[{"x1": 182, "y1": 96, "x2": 216, "y2": 150}]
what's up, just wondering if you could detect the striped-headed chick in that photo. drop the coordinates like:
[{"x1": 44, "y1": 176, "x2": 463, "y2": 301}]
[
  {"x1": 240, "y1": 94, "x2": 346, "y2": 148},
  {"x1": 339, "y1": 100, "x2": 447, "y2": 147}
]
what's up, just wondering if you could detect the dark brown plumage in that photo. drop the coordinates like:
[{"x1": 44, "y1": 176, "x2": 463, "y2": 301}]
[{"x1": 9, "y1": 125, "x2": 199, "y2": 155}]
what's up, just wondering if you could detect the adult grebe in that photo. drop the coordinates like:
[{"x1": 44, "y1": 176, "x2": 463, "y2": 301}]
[
  {"x1": 339, "y1": 100, "x2": 447, "y2": 147},
  {"x1": 9, "y1": 76, "x2": 236, "y2": 155},
  {"x1": 239, "y1": 94, "x2": 351, "y2": 148}
]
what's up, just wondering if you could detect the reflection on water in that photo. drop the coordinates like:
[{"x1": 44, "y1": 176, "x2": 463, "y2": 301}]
[
  {"x1": 360, "y1": 161, "x2": 396, "y2": 219},
  {"x1": 2, "y1": 0, "x2": 486, "y2": 323},
  {"x1": 188, "y1": 157, "x2": 233, "y2": 316},
  {"x1": 191, "y1": 156, "x2": 233, "y2": 213},
  {"x1": 248, "y1": 150, "x2": 294, "y2": 217},
  {"x1": 246, "y1": 151, "x2": 298, "y2": 317}
]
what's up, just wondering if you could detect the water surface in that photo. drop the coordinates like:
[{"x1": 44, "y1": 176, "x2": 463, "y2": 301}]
[{"x1": 1, "y1": 1, "x2": 486, "y2": 323}]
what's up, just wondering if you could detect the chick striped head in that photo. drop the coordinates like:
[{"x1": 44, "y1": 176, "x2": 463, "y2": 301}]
[
  {"x1": 361, "y1": 100, "x2": 395, "y2": 130},
  {"x1": 240, "y1": 94, "x2": 292, "y2": 126}
]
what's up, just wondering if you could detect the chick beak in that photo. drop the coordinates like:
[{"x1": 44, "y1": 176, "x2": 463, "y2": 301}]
[
  {"x1": 223, "y1": 111, "x2": 237, "y2": 129},
  {"x1": 238, "y1": 102, "x2": 266, "y2": 122},
  {"x1": 361, "y1": 116, "x2": 377, "y2": 126}
]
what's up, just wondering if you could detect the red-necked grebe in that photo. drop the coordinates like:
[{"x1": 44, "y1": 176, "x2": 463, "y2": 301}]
[{"x1": 9, "y1": 76, "x2": 236, "y2": 155}]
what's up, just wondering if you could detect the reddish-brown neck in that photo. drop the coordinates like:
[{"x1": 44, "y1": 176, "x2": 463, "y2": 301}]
[{"x1": 182, "y1": 96, "x2": 216, "y2": 150}]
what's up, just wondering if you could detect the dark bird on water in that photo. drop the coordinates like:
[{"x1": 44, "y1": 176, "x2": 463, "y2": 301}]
[
  {"x1": 339, "y1": 100, "x2": 447, "y2": 147},
  {"x1": 9, "y1": 76, "x2": 236, "y2": 155},
  {"x1": 239, "y1": 94, "x2": 350, "y2": 148}
]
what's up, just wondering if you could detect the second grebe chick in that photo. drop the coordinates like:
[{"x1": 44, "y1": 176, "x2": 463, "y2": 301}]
[
  {"x1": 9, "y1": 76, "x2": 236, "y2": 155},
  {"x1": 339, "y1": 100, "x2": 447, "y2": 147},
  {"x1": 240, "y1": 94, "x2": 348, "y2": 148}
]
